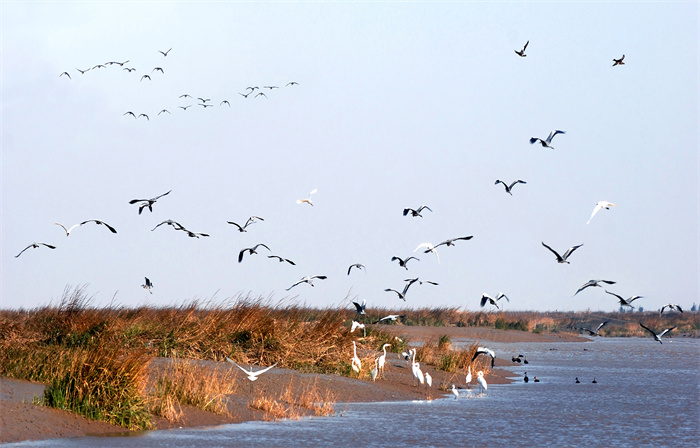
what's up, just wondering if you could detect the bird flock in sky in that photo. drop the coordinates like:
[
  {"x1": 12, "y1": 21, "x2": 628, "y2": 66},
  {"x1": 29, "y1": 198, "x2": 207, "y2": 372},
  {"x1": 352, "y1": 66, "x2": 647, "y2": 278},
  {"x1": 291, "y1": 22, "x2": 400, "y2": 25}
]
[{"x1": 16, "y1": 42, "x2": 682, "y2": 399}]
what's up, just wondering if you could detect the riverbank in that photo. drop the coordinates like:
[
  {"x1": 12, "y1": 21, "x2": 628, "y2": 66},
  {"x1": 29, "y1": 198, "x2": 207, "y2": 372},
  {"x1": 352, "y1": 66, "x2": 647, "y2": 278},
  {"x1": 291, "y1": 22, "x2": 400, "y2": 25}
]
[{"x1": 1, "y1": 325, "x2": 581, "y2": 444}]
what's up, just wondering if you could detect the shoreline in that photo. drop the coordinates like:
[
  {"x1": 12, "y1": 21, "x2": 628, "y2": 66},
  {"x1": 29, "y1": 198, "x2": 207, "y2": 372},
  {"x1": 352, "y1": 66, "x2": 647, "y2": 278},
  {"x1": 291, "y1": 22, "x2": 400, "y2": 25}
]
[{"x1": 0, "y1": 327, "x2": 585, "y2": 444}]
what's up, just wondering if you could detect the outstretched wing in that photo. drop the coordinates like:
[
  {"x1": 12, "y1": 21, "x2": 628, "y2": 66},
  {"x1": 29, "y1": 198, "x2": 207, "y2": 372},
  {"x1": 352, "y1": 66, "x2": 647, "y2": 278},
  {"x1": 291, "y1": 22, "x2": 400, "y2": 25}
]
[
  {"x1": 562, "y1": 244, "x2": 583, "y2": 261},
  {"x1": 228, "y1": 221, "x2": 245, "y2": 232},
  {"x1": 226, "y1": 357, "x2": 253, "y2": 375},
  {"x1": 657, "y1": 326, "x2": 677, "y2": 338},
  {"x1": 639, "y1": 322, "x2": 657, "y2": 338},
  {"x1": 541, "y1": 242, "x2": 563, "y2": 261}
]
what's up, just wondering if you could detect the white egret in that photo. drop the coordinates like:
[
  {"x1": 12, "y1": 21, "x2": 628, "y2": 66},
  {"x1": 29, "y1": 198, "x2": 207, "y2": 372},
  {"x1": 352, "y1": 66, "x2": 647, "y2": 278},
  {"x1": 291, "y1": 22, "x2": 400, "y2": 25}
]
[
  {"x1": 587, "y1": 201, "x2": 615, "y2": 224},
  {"x1": 226, "y1": 358, "x2": 278, "y2": 393},
  {"x1": 351, "y1": 341, "x2": 362, "y2": 373},
  {"x1": 477, "y1": 371, "x2": 488, "y2": 393},
  {"x1": 411, "y1": 350, "x2": 424, "y2": 386},
  {"x1": 352, "y1": 299, "x2": 366, "y2": 315},
  {"x1": 296, "y1": 188, "x2": 317, "y2": 206},
  {"x1": 451, "y1": 384, "x2": 459, "y2": 399},
  {"x1": 371, "y1": 358, "x2": 379, "y2": 382},
  {"x1": 350, "y1": 321, "x2": 365, "y2": 333},
  {"x1": 286, "y1": 275, "x2": 327, "y2": 290},
  {"x1": 425, "y1": 371, "x2": 432, "y2": 397},
  {"x1": 347, "y1": 263, "x2": 366, "y2": 275},
  {"x1": 377, "y1": 343, "x2": 390, "y2": 377},
  {"x1": 414, "y1": 242, "x2": 440, "y2": 263}
]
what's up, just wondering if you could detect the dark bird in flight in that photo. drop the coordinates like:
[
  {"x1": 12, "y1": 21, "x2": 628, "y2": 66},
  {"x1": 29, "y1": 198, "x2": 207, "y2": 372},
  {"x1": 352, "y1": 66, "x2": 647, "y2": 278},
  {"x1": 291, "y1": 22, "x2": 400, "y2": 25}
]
[
  {"x1": 92, "y1": 64, "x2": 105, "y2": 70},
  {"x1": 137, "y1": 114, "x2": 149, "y2": 121},
  {"x1": 480, "y1": 292, "x2": 509, "y2": 309},
  {"x1": 286, "y1": 81, "x2": 299, "y2": 86},
  {"x1": 255, "y1": 92, "x2": 267, "y2": 98},
  {"x1": 78, "y1": 219, "x2": 117, "y2": 234},
  {"x1": 227, "y1": 216, "x2": 264, "y2": 232},
  {"x1": 542, "y1": 242, "x2": 583, "y2": 264},
  {"x1": 180, "y1": 94, "x2": 193, "y2": 98},
  {"x1": 152, "y1": 67, "x2": 164, "y2": 73},
  {"x1": 140, "y1": 74, "x2": 151, "y2": 81},
  {"x1": 198, "y1": 103, "x2": 213, "y2": 108},
  {"x1": 123, "y1": 67, "x2": 136, "y2": 72},
  {"x1": 495, "y1": 179, "x2": 526, "y2": 195},
  {"x1": 179, "y1": 105, "x2": 192, "y2": 111},
  {"x1": 239, "y1": 92, "x2": 252, "y2": 98},
  {"x1": 220, "y1": 100, "x2": 231, "y2": 107},
  {"x1": 123, "y1": 111, "x2": 136, "y2": 118},
  {"x1": 198, "y1": 98, "x2": 211, "y2": 103},
  {"x1": 158, "y1": 48, "x2": 172, "y2": 57},
  {"x1": 15, "y1": 242, "x2": 56, "y2": 258},
  {"x1": 286, "y1": 275, "x2": 328, "y2": 290},
  {"x1": 182, "y1": 229, "x2": 210, "y2": 238},
  {"x1": 384, "y1": 278, "x2": 421, "y2": 301},
  {"x1": 347, "y1": 263, "x2": 366, "y2": 275},
  {"x1": 158, "y1": 109, "x2": 171, "y2": 115},
  {"x1": 391, "y1": 255, "x2": 419, "y2": 270},
  {"x1": 76, "y1": 67, "x2": 91, "y2": 74},
  {"x1": 403, "y1": 205, "x2": 432, "y2": 217},
  {"x1": 575, "y1": 279, "x2": 616, "y2": 295},
  {"x1": 660, "y1": 304, "x2": 683, "y2": 315},
  {"x1": 605, "y1": 290, "x2": 642, "y2": 309},
  {"x1": 246, "y1": 87, "x2": 259, "y2": 92},
  {"x1": 142, "y1": 277, "x2": 153, "y2": 294},
  {"x1": 60, "y1": 72, "x2": 71, "y2": 79},
  {"x1": 579, "y1": 321, "x2": 609, "y2": 336},
  {"x1": 639, "y1": 323, "x2": 676, "y2": 344},
  {"x1": 352, "y1": 298, "x2": 366, "y2": 315},
  {"x1": 472, "y1": 347, "x2": 496, "y2": 368},
  {"x1": 151, "y1": 220, "x2": 186, "y2": 232},
  {"x1": 530, "y1": 130, "x2": 566, "y2": 149},
  {"x1": 264, "y1": 85, "x2": 279, "y2": 89},
  {"x1": 129, "y1": 190, "x2": 171, "y2": 214},
  {"x1": 612, "y1": 54, "x2": 625, "y2": 66},
  {"x1": 267, "y1": 255, "x2": 296, "y2": 265},
  {"x1": 434, "y1": 236, "x2": 473, "y2": 249},
  {"x1": 515, "y1": 40, "x2": 529, "y2": 57},
  {"x1": 238, "y1": 243, "x2": 271, "y2": 263}
]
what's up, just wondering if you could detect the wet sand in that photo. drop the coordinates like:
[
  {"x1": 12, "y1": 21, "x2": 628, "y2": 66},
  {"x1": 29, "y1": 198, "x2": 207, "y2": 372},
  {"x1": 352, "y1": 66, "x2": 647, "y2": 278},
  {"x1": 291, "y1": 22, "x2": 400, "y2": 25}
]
[{"x1": 0, "y1": 327, "x2": 584, "y2": 444}]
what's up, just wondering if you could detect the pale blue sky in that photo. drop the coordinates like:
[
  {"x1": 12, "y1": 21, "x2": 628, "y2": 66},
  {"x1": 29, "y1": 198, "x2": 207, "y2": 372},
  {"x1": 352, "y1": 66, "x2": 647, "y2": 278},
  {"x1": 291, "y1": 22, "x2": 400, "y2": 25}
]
[{"x1": 2, "y1": 2, "x2": 698, "y2": 313}]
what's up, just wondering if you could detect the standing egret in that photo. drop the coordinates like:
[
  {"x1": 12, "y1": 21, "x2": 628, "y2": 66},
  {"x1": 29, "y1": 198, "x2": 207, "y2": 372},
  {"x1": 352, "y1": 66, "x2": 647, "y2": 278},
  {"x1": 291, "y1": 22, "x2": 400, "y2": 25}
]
[
  {"x1": 425, "y1": 371, "x2": 432, "y2": 396},
  {"x1": 411, "y1": 350, "x2": 424, "y2": 386},
  {"x1": 477, "y1": 371, "x2": 488, "y2": 394},
  {"x1": 351, "y1": 341, "x2": 362, "y2": 374},
  {"x1": 451, "y1": 384, "x2": 459, "y2": 399},
  {"x1": 465, "y1": 365, "x2": 472, "y2": 387},
  {"x1": 371, "y1": 358, "x2": 379, "y2": 382},
  {"x1": 377, "y1": 343, "x2": 390, "y2": 378}
]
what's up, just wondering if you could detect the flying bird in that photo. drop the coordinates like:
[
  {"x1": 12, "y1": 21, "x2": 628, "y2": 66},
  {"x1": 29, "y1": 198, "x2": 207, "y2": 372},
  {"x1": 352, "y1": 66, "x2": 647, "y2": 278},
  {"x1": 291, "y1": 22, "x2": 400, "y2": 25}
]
[
  {"x1": 267, "y1": 255, "x2": 295, "y2": 265},
  {"x1": 391, "y1": 255, "x2": 419, "y2": 270},
  {"x1": 612, "y1": 54, "x2": 625, "y2": 66},
  {"x1": 227, "y1": 216, "x2": 264, "y2": 232},
  {"x1": 472, "y1": 347, "x2": 496, "y2": 368},
  {"x1": 158, "y1": 48, "x2": 172, "y2": 57},
  {"x1": 350, "y1": 321, "x2": 365, "y2": 333},
  {"x1": 137, "y1": 114, "x2": 149, "y2": 121},
  {"x1": 152, "y1": 220, "x2": 186, "y2": 232},
  {"x1": 198, "y1": 103, "x2": 213, "y2": 108},
  {"x1": 179, "y1": 105, "x2": 192, "y2": 110},
  {"x1": 238, "y1": 243, "x2": 271, "y2": 263},
  {"x1": 179, "y1": 94, "x2": 193, "y2": 98},
  {"x1": 197, "y1": 98, "x2": 211, "y2": 103},
  {"x1": 480, "y1": 292, "x2": 509, "y2": 309},
  {"x1": 152, "y1": 67, "x2": 164, "y2": 73},
  {"x1": 587, "y1": 201, "x2": 615, "y2": 224},
  {"x1": 158, "y1": 109, "x2": 170, "y2": 115},
  {"x1": 347, "y1": 263, "x2": 366, "y2": 275},
  {"x1": 54, "y1": 222, "x2": 80, "y2": 236},
  {"x1": 352, "y1": 298, "x2": 366, "y2": 315},
  {"x1": 286, "y1": 81, "x2": 299, "y2": 86},
  {"x1": 226, "y1": 358, "x2": 278, "y2": 381},
  {"x1": 575, "y1": 279, "x2": 616, "y2": 295},
  {"x1": 495, "y1": 179, "x2": 526, "y2": 195},
  {"x1": 15, "y1": 243, "x2": 56, "y2": 258},
  {"x1": 140, "y1": 75, "x2": 151, "y2": 81},
  {"x1": 374, "y1": 314, "x2": 405, "y2": 324},
  {"x1": 123, "y1": 111, "x2": 136, "y2": 118},
  {"x1": 181, "y1": 229, "x2": 210, "y2": 238},
  {"x1": 403, "y1": 205, "x2": 432, "y2": 217},
  {"x1": 239, "y1": 92, "x2": 252, "y2": 98},
  {"x1": 59, "y1": 71, "x2": 71, "y2": 79},
  {"x1": 434, "y1": 236, "x2": 473, "y2": 249},
  {"x1": 123, "y1": 67, "x2": 136, "y2": 72},
  {"x1": 78, "y1": 219, "x2": 117, "y2": 234},
  {"x1": 515, "y1": 40, "x2": 529, "y2": 57},
  {"x1": 141, "y1": 277, "x2": 153, "y2": 294},
  {"x1": 530, "y1": 130, "x2": 566, "y2": 149},
  {"x1": 76, "y1": 67, "x2": 90, "y2": 74},
  {"x1": 579, "y1": 321, "x2": 609, "y2": 336},
  {"x1": 639, "y1": 323, "x2": 676, "y2": 344},
  {"x1": 605, "y1": 290, "x2": 643, "y2": 309},
  {"x1": 660, "y1": 304, "x2": 683, "y2": 315},
  {"x1": 129, "y1": 190, "x2": 171, "y2": 214},
  {"x1": 255, "y1": 92, "x2": 267, "y2": 98},
  {"x1": 384, "y1": 277, "x2": 421, "y2": 301},
  {"x1": 220, "y1": 100, "x2": 230, "y2": 107},
  {"x1": 296, "y1": 189, "x2": 317, "y2": 206},
  {"x1": 286, "y1": 275, "x2": 327, "y2": 291},
  {"x1": 542, "y1": 242, "x2": 583, "y2": 264},
  {"x1": 414, "y1": 243, "x2": 440, "y2": 263},
  {"x1": 264, "y1": 85, "x2": 279, "y2": 90}
]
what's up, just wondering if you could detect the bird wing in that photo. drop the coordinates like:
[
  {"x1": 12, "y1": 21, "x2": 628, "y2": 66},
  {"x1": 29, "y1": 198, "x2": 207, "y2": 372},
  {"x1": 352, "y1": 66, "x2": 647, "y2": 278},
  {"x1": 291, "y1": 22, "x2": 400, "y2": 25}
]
[
  {"x1": 80, "y1": 220, "x2": 116, "y2": 233},
  {"x1": 227, "y1": 222, "x2": 245, "y2": 232},
  {"x1": 541, "y1": 242, "x2": 563, "y2": 261},
  {"x1": 587, "y1": 203, "x2": 604, "y2": 224},
  {"x1": 152, "y1": 190, "x2": 172, "y2": 201},
  {"x1": 529, "y1": 137, "x2": 542, "y2": 145},
  {"x1": 352, "y1": 301, "x2": 363, "y2": 312},
  {"x1": 639, "y1": 323, "x2": 657, "y2": 338},
  {"x1": 495, "y1": 179, "x2": 508, "y2": 190},
  {"x1": 286, "y1": 280, "x2": 304, "y2": 291},
  {"x1": 562, "y1": 244, "x2": 583, "y2": 260},
  {"x1": 253, "y1": 243, "x2": 271, "y2": 252},
  {"x1": 226, "y1": 358, "x2": 254, "y2": 375},
  {"x1": 496, "y1": 292, "x2": 509, "y2": 302},
  {"x1": 657, "y1": 326, "x2": 676, "y2": 338},
  {"x1": 547, "y1": 130, "x2": 566, "y2": 142},
  {"x1": 605, "y1": 290, "x2": 625, "y2": 302},
  {"x1": 596, "y1": 321, "x2": 609, "y2": 332},
  {"x1": 238, "y1": 249, "x2": 249, "y2": 263},
  {"x1": 575, "y1": 281, "x2": 595, "y2": 295},
  {"x1": 250, "y1": 363, "x2": 278, "y2": 377},
  {"x1": 480, "y1": 294, "x2": 491, "y2": 307},
  {"x1": 509, "y1": 180, "x2": 526, "y2": 190},
  {"x1": 311, "y1": 275, "x2": 327, "y2": 280},
  {"x1": 417, "y1": 205, "x2": 432, "y2": 213},
  {"x1": 523, "y1": 40, "x2": 529, "y2": 51}
]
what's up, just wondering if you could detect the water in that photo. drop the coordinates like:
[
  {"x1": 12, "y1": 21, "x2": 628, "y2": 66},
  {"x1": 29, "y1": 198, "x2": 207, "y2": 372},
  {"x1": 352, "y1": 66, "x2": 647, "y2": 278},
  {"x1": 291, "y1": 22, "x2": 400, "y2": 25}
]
[{"x1": 7, "y1": 338, "x2": 699, "y2": 447}]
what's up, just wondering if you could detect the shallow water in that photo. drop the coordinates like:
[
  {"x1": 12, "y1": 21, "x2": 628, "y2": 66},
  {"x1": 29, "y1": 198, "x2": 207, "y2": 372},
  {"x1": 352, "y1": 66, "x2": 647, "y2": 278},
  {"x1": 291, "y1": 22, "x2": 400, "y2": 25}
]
[{"x1": 8, "y1": 338, "x2": 699, "y2": 447}]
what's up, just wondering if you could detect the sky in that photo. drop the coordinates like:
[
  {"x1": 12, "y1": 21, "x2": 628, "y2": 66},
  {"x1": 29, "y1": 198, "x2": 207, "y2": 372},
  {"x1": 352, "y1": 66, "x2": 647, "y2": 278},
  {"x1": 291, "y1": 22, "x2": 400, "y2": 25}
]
[{"x1": 2, "y1": 2, "x2": 698, "y2": 313}]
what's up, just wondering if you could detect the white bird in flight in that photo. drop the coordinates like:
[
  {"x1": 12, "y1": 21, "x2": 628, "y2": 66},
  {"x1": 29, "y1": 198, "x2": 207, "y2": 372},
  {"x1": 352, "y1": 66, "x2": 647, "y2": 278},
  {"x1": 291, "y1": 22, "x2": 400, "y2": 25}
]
[
  {"x1": 414, "y1": 243, "x2": 440, "y2": 263},
  {"x1": 575, "y1": 279, "x2": 616, "y2": 295},
  {"x1": 55, "y1": 220, "x2": 117, "y2": 236},
  {"x1": 472, "y1": 347, "x2": 496, "y2": 368},
  {"x1": 347, "y1": 263, "x2": 366, "y2": 275},
  {"x1": 129, "y1": 190, "x2": 171, "y2": 215},
  {"x1": 530, "y1": 130, "x2": 565, "y2": 149},
  {"x1": 142, "y1": 277, "x2": 153, "y2": 294},
  {"x1": 587, "y1": 201, "x2": 615, "y2": 224},
  {"x1": 286, "y1": 275, "x2": 327, "y2": 290},
  {"x1": 480, "y1": 292, "x2": 509, "y2": 309},
  {"x1": 296, "y1": 189, "x2": 317, "y2": 206},
  {"x1": 403, "y1": 205, "x2": 432, "y2": 217},
  {"x1": 660, "y1": 304, "x2": 683, "y2": 315},
  {"x1": 605, "y1": 290, "x2": 642, "y2": 309},
  {"x1": 226, "y1": 357, "x2": 278, "y2": 381},
  {"x1": 639, "y1": 323, "x2": 676, "y2": 344},
  {"x1": 579, "y1": 321, "x2": 609, "y2": 336}
]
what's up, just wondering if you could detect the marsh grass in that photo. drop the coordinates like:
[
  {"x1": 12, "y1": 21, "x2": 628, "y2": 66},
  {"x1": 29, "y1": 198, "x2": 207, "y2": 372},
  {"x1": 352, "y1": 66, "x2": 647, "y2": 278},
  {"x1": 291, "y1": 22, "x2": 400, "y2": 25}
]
[{"x1": 251, "y1": 377, "x2": 336, "y2": 421}]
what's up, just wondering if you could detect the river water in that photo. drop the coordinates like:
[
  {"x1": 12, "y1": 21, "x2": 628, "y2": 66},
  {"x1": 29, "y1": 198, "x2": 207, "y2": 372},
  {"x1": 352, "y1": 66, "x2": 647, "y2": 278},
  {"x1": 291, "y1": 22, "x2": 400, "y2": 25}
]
[{"x1": 7, "y1": 338, "x2": 699, "y2": 447}]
